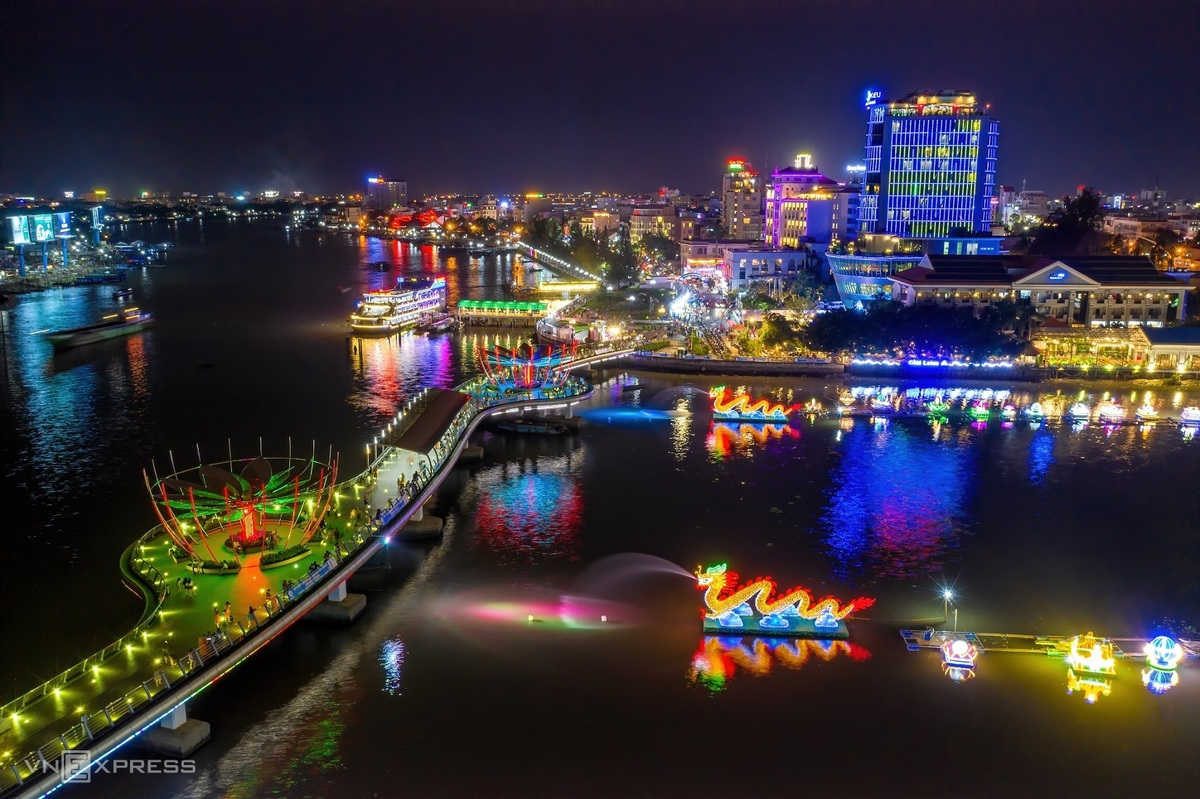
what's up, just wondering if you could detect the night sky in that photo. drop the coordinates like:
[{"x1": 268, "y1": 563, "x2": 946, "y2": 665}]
[{"x1": 2, "y1": 0, "x2": 1197, "y2": 200}]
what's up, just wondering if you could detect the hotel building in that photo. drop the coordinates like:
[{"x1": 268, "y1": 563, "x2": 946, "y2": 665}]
[
  {"x1": 859, "y1": 89, "x2": 998, "y2": 238},
  {"x1": 721, "y1": 159, "x2": 763, "y2": 241},
  {"x1": 763, "y1": 154, "x2": 859, "y2": 249}
]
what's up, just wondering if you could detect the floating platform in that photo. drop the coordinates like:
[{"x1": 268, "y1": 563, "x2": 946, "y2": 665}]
[
  {"x1": 900, "y1": 629, "x2": 1137, "y2": 658},
  {"x1": 704, "y1": 616, "x2": 848, "y2": 640}
]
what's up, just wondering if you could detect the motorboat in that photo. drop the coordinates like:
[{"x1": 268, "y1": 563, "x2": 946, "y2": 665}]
[
  {"x1": 114, "y1": 287, "x2": 134, "y2": 299},
  {"x1": 45, "y1": 308, "x2": 153, "y2": 351},
  {"x1": 1135, "y1": 402, "x2": 1158, "y2": 422}
]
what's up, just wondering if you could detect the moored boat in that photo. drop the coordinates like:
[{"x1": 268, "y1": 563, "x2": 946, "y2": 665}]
[
  {"x1": 1065, "y1": 402, "x2": 1091, "y2": 420},
  {"x1": 1025, "y1": 402, "x2": 1046, "y2": 421},
  {"x1": 1136, "y1": 402, "x2": 1158, "y2": 422},
  {"x1": 45, "y1": 308, "x2": 153, "y2": 351},
  {"x1": 1180, "y1": 406, "x2": 1200, "y2": 426},
  {"x1": 1096, "y1": 401, "x2": 1125, "y2": 423},
  {"x1": 349, "y1": 277, "x2": 446, "y2": 335}
]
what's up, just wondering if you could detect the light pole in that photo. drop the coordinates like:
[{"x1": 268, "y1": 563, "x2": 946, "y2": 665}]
[{"x1": 943, "y1": 589, "x2": 954, "y2": 625}]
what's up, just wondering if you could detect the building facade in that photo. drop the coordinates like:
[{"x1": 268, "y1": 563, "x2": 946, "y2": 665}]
[
  {"x1": 890, "y1": 254, "x2": 1190, "y2": 326},
  {"x1": 366, "y1": 177, "x2": 408, "y2": 209},
  {"x1": 721, "y1": 159, "x2": 763, "y2": 241},
  {"x1": 859, "y1": 89, "x2": 999, "y2": 238}
]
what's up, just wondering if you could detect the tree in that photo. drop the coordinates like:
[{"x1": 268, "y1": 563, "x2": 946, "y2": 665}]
[{"x1": 1029, "y1": 188, "x2": 1108, "y2": 256}]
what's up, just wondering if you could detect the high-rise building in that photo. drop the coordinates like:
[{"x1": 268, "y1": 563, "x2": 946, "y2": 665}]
[
  {"x1": 366, "y1": 176, "x2": 408, "y2": 209},
  {"x1": 764, "y1": 154, "x2": 859, "y2": 249},
  {"x1": 859, "y1": 89, "x2": 998, "y2": 238},
  {"x1": 721, "y1": 159, "x2": 763, "y2": 241}
]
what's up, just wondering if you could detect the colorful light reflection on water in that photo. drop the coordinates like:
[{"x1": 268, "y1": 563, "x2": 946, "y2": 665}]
[
  {"x1": 688, "y1": 636, "x2": 870, "y2": 692},
  {"x1": 471, "y1": 457, "x2": 585, "y2": 564},
  {"x1": 823, "y1": 421, "x2": 975, "y2": 580}
]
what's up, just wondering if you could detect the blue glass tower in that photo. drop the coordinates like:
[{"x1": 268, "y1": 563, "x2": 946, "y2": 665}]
[{"x1": 859, "y1": 89, "x2": 998, "y2": 238}]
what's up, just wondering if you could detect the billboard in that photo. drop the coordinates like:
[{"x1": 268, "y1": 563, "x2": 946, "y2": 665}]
[
  {"x1": 91, "y1": 206, "x2": 104, "y2": 227},
  {"x1": 54, "y1": 212, "x2": 72, "y2": 237},
  {"x1": 7, "y1": 215, "x2": 30, "y2": 245},
  {"x1": 31, "y1": 214, "x2": 54, "y2": 243}
]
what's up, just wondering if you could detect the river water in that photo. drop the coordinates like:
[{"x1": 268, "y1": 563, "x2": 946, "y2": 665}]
[{"x1": 3, "y1": 220, "x2": 1200, "y2": 796}]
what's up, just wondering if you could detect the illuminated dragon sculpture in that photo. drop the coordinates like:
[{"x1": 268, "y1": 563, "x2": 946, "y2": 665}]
[
  {"x1": 695, "y1": 563, "x2": 874, "y2": 635},
  {"x1": 709, "y1": 386, "x2": 790, "y2": 422}
]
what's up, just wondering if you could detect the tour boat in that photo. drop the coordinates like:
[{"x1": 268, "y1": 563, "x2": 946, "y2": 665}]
[
  {"x1": 1096, "y1": 401, "x2": 1125, "y2": 423},
  {"x1": 416, "y1": 312, "x2": 459, "y2": 334},
  {"x1": 968, "y1": 400, "x2": 991, "y2": 421},
  {"x1": 1136, "y1": 402, "x2": 1158, "y2": 422},
  {"x1": 1065, "y1": 402, "x2": 1091, "y2": 421},
  {"x1": 870, "y1": 397, "x2": 893, "y2": 414},
  {"x1": 45, "y1": 308, "x2": 153, "y2": 351},
  {"x1": 1000, "y1": 403, "x2": 1017, "y2": 422},
  {"x1": 349, "y1": 277, "x2": 446, "y2": 335},
  {"x1": 1180, "y1": 406, "x2": 1200, "y2": 426},
  {"x1": 1025, "y1": 402, "x2": 1046, "y2": 421}
]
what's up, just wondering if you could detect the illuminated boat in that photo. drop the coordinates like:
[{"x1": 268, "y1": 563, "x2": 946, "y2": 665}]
[
  {"x1": 1180, "y1": 406, "x2": 1200, "y2": 426},
  {"x1": 45, "y1": 308, "x2": 153, "y2": 351},
  {"x1": 926, "y1": 401, "x2": 950, "y2": 417},
  {"x1": 1025, "y1": 402, "x2": 1046, "y2": 421},
  {"x1": 1096, "y1": 401, "x2": 1125, "y2": 423},
  {"x1": 968, "y1": 400, "x2": 991, "y2": 421},
  {"x1": 1136, "y1": 402, "x2": 1158, "y2": 422},
  {"x1": 416, "y1": 312, "x2": 459, "y2": 334},
  {"x1": 1065, "y1": 402, "x2": 1091, "y2": 421},
  {"x1": 803, "y1": 399, "x2": 824, "y2": 415},
  {"x1": 536, "y1": 317, "x2": 589, "y2": 346},
  {"x1": 1000, "y1": 404, "x2": 1017, "y2": 422},
  {"x1": 349, "y1": 277, "x2": 446, "y2": 334},
  {"x1": 942, "y1": 638, "x2": 979, "y2": 669},
  {"x1": 869, "y1": 397, "x2": 893, "y2": 415},
  {"x1": 837, "y1": 391, "x2": 855, "y2": 410}
]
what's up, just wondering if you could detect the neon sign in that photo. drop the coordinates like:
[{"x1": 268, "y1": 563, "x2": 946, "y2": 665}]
[
  {"x1": 1048, "y1": 271, "x2": 1067, "y2": 281},
  {"x1": 726, "y1": 159, "x2": 746, "y2": 172},
  {"x1": 864, "y1": 89, "x2": 882, "y2": 107}
]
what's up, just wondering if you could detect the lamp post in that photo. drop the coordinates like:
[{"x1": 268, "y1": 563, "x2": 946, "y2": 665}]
[{"x1": 943, "y1": 589, "x2": 953, "y2": 624}]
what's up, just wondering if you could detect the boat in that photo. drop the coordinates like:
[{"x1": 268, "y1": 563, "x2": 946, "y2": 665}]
[
  {"x1": 45, "y1": 308, "x2": 153, "y2": 351},
  {"x1": 1136, "y1": 402, "x2": 1158, "y2": 422},
  {"x1": 1096, "y1": 401, "x2": 1125, "y2": 423},
  {"x1": 968, "y1": 400, "x2": 991, "y2": 421},
  {"x1": 536, "y1": 317, "x2": 588, "y2": 346},
  {"x1": 368, "y1": 260, "x2": 389, "y2": 271},
  {"x1": 1000, "y1": 403, "x2": 1017, "y2": 422},
  {"x1": 1025, "y1": 402, "x2": 1046, "y2": 421},
  {"x1": 416, "y1": 312, "x2": 459, "y2": 334},
  {"x1": 114, "y1": 287, "x2": 134, "y2": 299},
  {"x1": 1065, "y1": 402, "x2": 1091, "y2": 421},
  {"x1": 349, "y1": 277, "x2": 446, "y2": 335},
  {"x1": 1180, "y1": 406, "x2": 1200, "y2": 426},
  {"x1": 620, "y1": 380, "x2": 643, "y2": 393},
  {"x1": 803, "y1": 399, "x2": 824, "y2": 415},
  {"x1": 869, "y1": 397, "x2": 893, "y2": 415},
  {"x1": 495, "y1": 418, "x2": 568, "y2": 435}
]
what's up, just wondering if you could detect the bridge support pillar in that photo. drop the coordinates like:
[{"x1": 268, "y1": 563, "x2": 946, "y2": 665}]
[
  {"x1": 308, "y1": 580, "x2": 366, "y2": 624},
  {"x1": 565, "y1": 404, "x2": 574, "y2": 419},
  {"x1": 140, "y1": 703, "x2": 211, "y2": 757}
]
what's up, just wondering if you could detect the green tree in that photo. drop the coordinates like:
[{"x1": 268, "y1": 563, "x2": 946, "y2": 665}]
[{"x1": 1029, "y1": 188, "x2": 1108, "y2": 256}]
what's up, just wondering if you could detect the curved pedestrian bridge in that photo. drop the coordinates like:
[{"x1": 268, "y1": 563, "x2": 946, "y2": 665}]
[{"x1": 0, "y1": 349, "x2": 635, "y2": 797}]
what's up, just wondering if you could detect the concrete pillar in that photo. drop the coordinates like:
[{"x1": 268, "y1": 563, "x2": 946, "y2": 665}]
[
  {"x1": 160, "y1": 703, "x2": 188, "y2": 731},
  {"x1": 566, "y1": 404, "x2": 574, "y2": 419},
  {"x1": 328, "y1": 580, "x2": 348, "y2": 603}
]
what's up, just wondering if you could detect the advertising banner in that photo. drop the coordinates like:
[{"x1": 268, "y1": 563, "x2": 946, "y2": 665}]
[
  {"x1": 7, "y1": 215, "x2": 30, "y2": 245},
  {"x1": 31, "y1": 214, "x2": 54, "y2": 243},
  {"x1": 54, "y1": 212, "x2": 73, "y2": 237}
]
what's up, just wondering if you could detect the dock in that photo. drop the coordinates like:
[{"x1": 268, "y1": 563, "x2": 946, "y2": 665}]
[{"x1": 901, "y1": 629, "x2": 1200, "y2": 658}]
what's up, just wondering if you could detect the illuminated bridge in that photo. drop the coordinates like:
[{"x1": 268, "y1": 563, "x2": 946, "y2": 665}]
[{"x1": 0, "y1": 352, "x2": 636, "y2": 797}]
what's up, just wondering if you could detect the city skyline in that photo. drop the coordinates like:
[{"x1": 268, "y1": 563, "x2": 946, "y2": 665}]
[{"x1": 1, "y1": 0, "x2": 1197, "y2": 200}]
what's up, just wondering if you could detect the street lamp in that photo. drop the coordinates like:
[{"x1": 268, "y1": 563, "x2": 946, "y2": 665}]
[{"x1": 942, "y1": 589, "x2": 954, "y2": 622}]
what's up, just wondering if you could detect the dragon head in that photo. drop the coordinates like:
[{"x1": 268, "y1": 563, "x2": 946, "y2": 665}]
[
  {"x1": 695, "y1": 563, "x2": 729, "y2": 590},
  {"x1": 708, "y1": 385, "x2": 726, "y2": 399}
]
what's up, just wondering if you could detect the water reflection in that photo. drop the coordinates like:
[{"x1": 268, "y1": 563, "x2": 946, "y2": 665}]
[
  {"x1": 705, "y1": 422, "x2": 798, "y2": 460},
  {"x1": 380, "y1": 637, "x2": 406, "y2": 695},
  {"x1": 823, "y1": 422, "x2": 975, "y2": 579},
  {"x1": 688, "y1": 636, "x2": 870, "y2": 692},
  {"x1": 468, "y1": 453, "x2": 586, "y2": 564}
]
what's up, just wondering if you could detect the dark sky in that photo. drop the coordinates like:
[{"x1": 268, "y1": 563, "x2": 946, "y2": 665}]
[{"x1": 2, "y1": 0, "x2": 1197, "y2": 200}]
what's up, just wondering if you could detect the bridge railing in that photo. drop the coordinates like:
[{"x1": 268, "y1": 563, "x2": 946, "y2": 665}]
[{"x1": 0, "y1": 374, "x2": 596, "y2": 796}]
